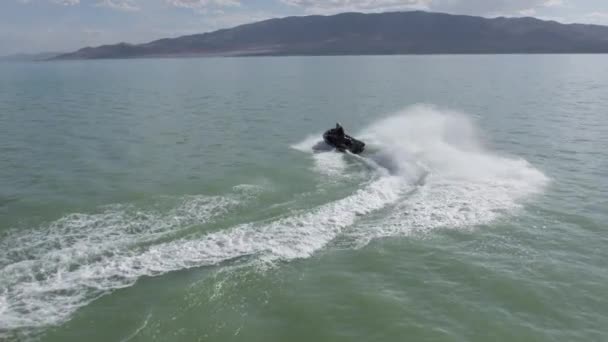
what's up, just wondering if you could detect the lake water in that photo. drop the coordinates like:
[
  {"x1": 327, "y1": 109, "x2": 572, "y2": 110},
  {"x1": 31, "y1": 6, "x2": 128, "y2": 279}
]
[{"x1": 0, "y1": 55, "x2": 607, "y2": 341}]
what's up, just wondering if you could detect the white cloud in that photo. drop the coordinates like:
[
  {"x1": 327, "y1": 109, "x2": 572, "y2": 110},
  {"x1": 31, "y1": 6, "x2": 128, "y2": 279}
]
[
  {"x1": 279, "y1": 0, "x2": 571, "y2": 17},
  {"x1": 19, "y1": 0, "x2": 141, "y2": 9},
  {"x1": 18, "y1": 0, "x2": 80, "y2": 4},
  {"x1": 519, "y1": 8, "x2": 536, "y2": 16},
  {"x1": 543, "y1": 0, "x2": 563, "y2": 7},
  {"x1": 586, "y1": 11, "x2": 608, "y2": 24},
  {"x1": 83, "y1": 28, "x2": 104, "y2": 37},
  {"x1": 166, "y1": 0, "x2": 240, "y2": 9},
  {"x1": 427, "y1": 0, "x2": 573, "y2": 17},
  {"x1": 587, "y1": 11, "x2": 608, "y2": 19},
  {"x1": 52, "y1": 0, "x2": 80, "y2": 5},
  {"x1": 203, "y1": 10, "x2": 274, "y2": 29},
  {"x1": 281, "y1": 0, "x2": 432, "y2": 14},
  {"x1": 95, "y1": 0, "x2": 140, "y2": 11}
]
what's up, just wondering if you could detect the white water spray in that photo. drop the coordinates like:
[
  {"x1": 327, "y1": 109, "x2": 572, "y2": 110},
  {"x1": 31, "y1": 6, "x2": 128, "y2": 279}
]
[{"x1": 0, "y1": 105, "x2": 548, "y2": 336}]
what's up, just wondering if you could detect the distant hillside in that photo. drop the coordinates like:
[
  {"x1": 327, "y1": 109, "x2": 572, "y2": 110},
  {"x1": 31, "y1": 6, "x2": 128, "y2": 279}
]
[
  {"x1": 54, "y1": 11, "x2": 608, "y2": 59},
  {"x1": 1, "y1": 52, "x2": 62, "y2": 61}
]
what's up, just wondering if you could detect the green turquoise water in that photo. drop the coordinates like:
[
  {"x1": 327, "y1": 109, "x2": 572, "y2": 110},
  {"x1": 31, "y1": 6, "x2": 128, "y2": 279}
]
[{"x1": 0, "y1": 55, "x2": 607, "y2": 341}]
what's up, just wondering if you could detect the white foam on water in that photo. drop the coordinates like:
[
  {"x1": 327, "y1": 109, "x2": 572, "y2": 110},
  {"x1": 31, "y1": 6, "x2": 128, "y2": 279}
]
[
  {"x1": 346, "y1": 104, "x2": 549, "y2": 244},
  {"x1": 291, "y1": 134, "x2": 348, "y2": 178},
  {"x1": 0, "y1": 192, "x2": 251, "y2": 333},
  {"x1": 290, "y1": 134, "x2": 321, "y2": 153},
  {"x1": 0, "y1": 174, "x2": 406, "y2": 335},
  {"x1": 1, "y1": 105, "x2": 549, "y2": 336},
  {"x1": 232, "y1": 183, "x2": 268, "y2": 197},
  {"x1": 0, "y1": 291, "x2": 7, "y2": 316},
  {"x1": 311, "y1": 152, "x2": 348, "y2": 178},
  {"x1": 0, "y1": 195, "x2": 238, "y2": 269},
  {"x1": 127, "y1": 175, "x2": 404, "y2": 269}
]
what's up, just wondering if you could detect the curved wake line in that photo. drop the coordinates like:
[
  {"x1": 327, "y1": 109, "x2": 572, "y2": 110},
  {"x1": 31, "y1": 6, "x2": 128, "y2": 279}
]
[
  {"x1": 127, "y1": 176, "x2": 403, "y2": 269},
  {"x1": 1, "y1": 105, "x2": 549, "y2": 337},
  {"x1": 295, "y1": 104, "x2": 549, "y2": 241},
  {"x1": 0, "y1": 174, "x2": 404, "y2": 335},
  {"x1": 120, "y1": 313, "x2": 152, "y2": 342},
  {"x1": 0, "y1": 190, "x2": 255, "y2": 333}
]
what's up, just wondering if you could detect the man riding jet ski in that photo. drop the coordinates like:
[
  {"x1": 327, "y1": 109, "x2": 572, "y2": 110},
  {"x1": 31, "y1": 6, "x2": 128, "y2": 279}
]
[{"x1": 323, "y1": 123, "x2": 365, "y2": 154}]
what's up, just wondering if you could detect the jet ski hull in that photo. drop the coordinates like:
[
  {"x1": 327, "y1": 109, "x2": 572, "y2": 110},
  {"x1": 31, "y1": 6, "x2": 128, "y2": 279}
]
[{"x1": 323, "y1": 131, "x2": 365, "y2": 154}]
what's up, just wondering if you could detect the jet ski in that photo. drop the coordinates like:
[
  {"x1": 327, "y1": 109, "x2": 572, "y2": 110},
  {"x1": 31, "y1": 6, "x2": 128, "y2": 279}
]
[{"x1": 323, "y1": 123, "x2": 365, "y2": 154}]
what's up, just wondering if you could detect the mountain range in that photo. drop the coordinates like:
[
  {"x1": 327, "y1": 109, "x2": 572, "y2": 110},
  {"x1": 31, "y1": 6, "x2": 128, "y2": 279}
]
[
  {"x1": 54, "y1": 11, "x2": 608, "y2": 59},
  {"x1": 0, "y1": 52, "x2": 62, "y2": 62}
]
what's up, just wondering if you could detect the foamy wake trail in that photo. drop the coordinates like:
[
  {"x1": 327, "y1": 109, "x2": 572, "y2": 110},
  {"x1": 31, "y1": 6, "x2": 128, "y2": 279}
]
[
  {"x1": 125, "y1": 176, "x2": 402, "y2": 269},
  {"x1": 2, "y1": 105, "x2": 549, "y2": 336},
  {"x1": 0, "y1": 191, "x2": 251, "y2": 333},
  {"x1": 291, "y1": 105, "x2": 547, "y2": 247},
  {"x1": 0, "y1": 175, "x2": 404, "y2": 334}
]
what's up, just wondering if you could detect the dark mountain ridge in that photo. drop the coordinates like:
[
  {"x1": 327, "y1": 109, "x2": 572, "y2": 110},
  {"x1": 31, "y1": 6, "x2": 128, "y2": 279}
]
[
  {"x1": 54, "y1": 11, "x2": 608, "y2": 59},
  {"x1": 1, "y1": 52, "x2": 62, "y2": 61}
]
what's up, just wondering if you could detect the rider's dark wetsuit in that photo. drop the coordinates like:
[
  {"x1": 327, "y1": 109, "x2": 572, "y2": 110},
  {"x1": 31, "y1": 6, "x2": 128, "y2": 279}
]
[{"x1": 334, "y1": 123, "x2": 345, "y2": 138}]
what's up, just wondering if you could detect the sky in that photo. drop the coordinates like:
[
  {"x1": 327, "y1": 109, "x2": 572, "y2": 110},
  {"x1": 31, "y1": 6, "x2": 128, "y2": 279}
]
[{"x1": 2, "y1": 0, "x2": 608, "y2": 55}]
